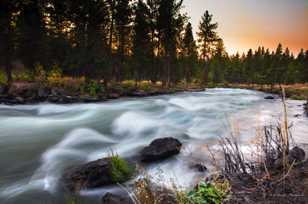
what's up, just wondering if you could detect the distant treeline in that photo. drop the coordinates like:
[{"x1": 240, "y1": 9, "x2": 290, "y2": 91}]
[{"x1": 0, "y1": 0, "x2": 307, "y2": 88}]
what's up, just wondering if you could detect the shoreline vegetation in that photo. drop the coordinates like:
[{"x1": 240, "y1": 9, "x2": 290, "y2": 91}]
[{"x1": 1, "y1": 80, "x2": 308, "y2": 105}]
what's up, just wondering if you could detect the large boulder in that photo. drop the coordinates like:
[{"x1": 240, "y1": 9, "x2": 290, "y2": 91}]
[
  {"x1": 141, "y1": 138, "x2": 182, "y2": 162},
  {"x1": 62, "y1": 157, "x2": 133, "y2": 192}
]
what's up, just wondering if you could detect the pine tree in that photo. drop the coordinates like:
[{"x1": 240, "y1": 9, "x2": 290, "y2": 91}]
[
  {"x1": 157, "y1": 0, "x2": 183, "y2": 86},
  {"x1": 197, "y1": 10, "x2": 219, "y2": 84},
  {"x1": 182, "y1": 22, "x2": 198, "y2": 83},
  {"x1": 0, "y1": 0, "x2": 18, "y2": 88},
  {"x1": 132, "y1": 0, "x2": 152, "y2": 81},
  {"x1": 114, "y1": 0, "x2": 132, "y2": 80}
]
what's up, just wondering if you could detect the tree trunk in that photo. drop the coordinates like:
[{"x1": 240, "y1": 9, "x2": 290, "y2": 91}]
[{"x1": 5, "y1": 60, "x2": 12, "y2": 92}]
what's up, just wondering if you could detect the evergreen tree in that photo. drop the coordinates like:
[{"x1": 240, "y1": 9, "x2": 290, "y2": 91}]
[
  {"x1": 197, "y1": 10, "x2": 219, "y2": 84},
  {"x1": 157, "y1": 0, "x2": 183, "y2": 86},
  {"x1": 114, "y1": 0, "x2": 132, "y2": 80},
  {"x1": 182, "y1": 22, "x2": 198, "y2": 83},
  {"x1": 0, "y1": 0, "x2": 19, "y2": 88},
  {"x1": 132, "y1": 0, "x2": 152, "y2": 81}
]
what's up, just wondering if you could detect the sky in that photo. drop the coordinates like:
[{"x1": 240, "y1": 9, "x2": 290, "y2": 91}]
[{"x1": 182, "y1": 0, "x2": 308, "y2": 55}]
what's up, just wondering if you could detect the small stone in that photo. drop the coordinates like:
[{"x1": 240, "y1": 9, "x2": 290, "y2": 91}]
[
  {"x1": 288, "y1": 146, "x2": 306, "y2": 163},
  {"x1": 264, "y1": 96, "x2": 275, "y2": 100}
]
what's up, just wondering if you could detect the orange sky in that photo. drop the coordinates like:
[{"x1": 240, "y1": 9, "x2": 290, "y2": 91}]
[{"x1": 183, "y1": 0, "x2": 308, "y2": 55}]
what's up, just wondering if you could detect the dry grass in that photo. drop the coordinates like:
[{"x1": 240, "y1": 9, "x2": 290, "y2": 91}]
[{"x1": 219, "y1": 88, "x2": 307, "y2": 203}]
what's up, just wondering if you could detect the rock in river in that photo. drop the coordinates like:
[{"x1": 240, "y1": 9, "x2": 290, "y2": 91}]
[
  {"x1": 62, "y1": 157, "x2": 134, "y2": 192},
  {"x1": 141, "y1": 137, "x2": 182, "y2": 162},
  {"x1": 102, "y1": 192, "x2": 134, "y2": 204},
  {"x1": 264, "y1": 95, "x2": 275, "y2": 100},
  {"x1": 288, "y1": 146, "x2": 306, "y2": 163}
]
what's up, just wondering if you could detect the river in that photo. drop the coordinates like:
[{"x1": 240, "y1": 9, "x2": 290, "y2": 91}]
[{"x1": 0, "y1": 88, "x2": 307, "y2": 204}]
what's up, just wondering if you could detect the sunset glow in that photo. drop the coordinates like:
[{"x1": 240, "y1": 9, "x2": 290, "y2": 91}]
[{"x1": 183, "y1": 0, "x2": 308, "y2": 55}]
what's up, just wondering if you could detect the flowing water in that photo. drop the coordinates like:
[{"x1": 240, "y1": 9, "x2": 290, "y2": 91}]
[{"x1": 0, "y1": 88, "x2": 307, "y2": 204}]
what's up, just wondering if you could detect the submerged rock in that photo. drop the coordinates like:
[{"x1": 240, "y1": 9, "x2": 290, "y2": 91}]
[
  {"x1": 264, "y1": 95, "x2": 275, "y2": 100},
  {"x1": 141, "y1": 137, "x2": 182, "y2": 162}
]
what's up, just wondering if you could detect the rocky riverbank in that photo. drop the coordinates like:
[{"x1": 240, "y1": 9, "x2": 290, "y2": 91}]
[
  {"x1": 224, "y1": 83, "x2": 308, "y2": 100},
  {"x1": 0, "y1": 82, "x2": 205, "y2": 105}
]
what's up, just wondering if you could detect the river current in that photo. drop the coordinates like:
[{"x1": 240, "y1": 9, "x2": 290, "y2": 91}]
[{"x1": 0, "y1": 88, "x2": 307, "y2": 204}]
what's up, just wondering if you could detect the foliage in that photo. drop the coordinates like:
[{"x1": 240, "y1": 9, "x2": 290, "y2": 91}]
[
  {"x1": 139, "y1": 80, "x2": 152, "y2": 91},
  {"x1": 0, "y1": 0, "x2": 307, "y2": 88},
  {"x1": 47, "y1": 64, "x2": 63, "y2": 86},
  {"x1": 34, "y1": 63, "x2": 46, "y2": 85},
  {"x1": 80, "y1": 80, "x2": 104, "y2": 97},
  {"x1": 122, "y1": 80, "x2": 136, "y2": 89},
  {"x1": 183, "y1": 181, "x2": 229, "y2": 204},
  {"x1": 110, "y1": 155, "x2": 134, "y2": 183},
  {"x1": 0, "y1": 70, "x2": 6, "y2": 84}
]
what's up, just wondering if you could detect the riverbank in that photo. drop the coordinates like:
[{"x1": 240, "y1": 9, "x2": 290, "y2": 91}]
[
  {"x1": 0, "y1": 81, "x2": 205, "y2": 105},
  {"x1": 224, "y1": 83, "x2": 308, "y2": 100}
]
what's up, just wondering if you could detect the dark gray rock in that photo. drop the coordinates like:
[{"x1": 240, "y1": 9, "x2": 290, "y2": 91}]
[
  {"x1": 38, "y1": 87, "x2": 50, "y2": 99},
  {"x1": 190, "y1": 163, "x2": 208, "y2": 172},
  {"x1": 101, "y1": 192, "x2": 134, "y2": 204},
  {"x1": 264, "y1": 95, "x2": 275, "y2": 100},
  {"x1": 108, "y1": 93, "x2": 120, "y2": 99},
  {"x1": 141, "y1": 137, "x2": 182, "y2": 162},
  {"x1": 51, "y1": 87, "x2": 66, "y2": 96},
  {"x1": 0, "y1": 84, "x2": 6, "y2": 95},
  {"x1": 62, "y1": 158, "x2": 115, "y2": 192},
  {"x1": 288, "y1": 146, "x2": 306, "y2": 163}
]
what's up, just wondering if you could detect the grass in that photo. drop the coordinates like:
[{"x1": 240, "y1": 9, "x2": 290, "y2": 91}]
[{"x1": 110, "y1": 154, "x2": 135, "y2": 183}]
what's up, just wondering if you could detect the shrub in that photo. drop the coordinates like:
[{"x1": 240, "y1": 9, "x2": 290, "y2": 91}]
[
  {"x1": 47, "y1": 64, "x2": 62, "y2": 86},
  {"x1": 139, "y1": 80, "x2": 152, "y2": 91},
  {"x1": 80, "y1": 80, "x2": 104, "y2": 97},
  {"x1": 183, "y1": 181, "x2": 229, "y2": 204},
  {"x1": 122, "y1": 80, "x2": 136, "y2": 89},
  {"x1": 0, "y1": 70, "x2": 6, "y2": 84},
  {"x1": 110, "y1": 155, "x2": 134, "y2": 183},
  {"x1": 34, "y1": 63, "x2": 46, "y2": 85}
]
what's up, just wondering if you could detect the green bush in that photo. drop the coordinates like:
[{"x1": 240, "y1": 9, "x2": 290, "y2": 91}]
[
  {"x1": 182, "y1": 181, "x2": 229, "y2": 204},
  {"x1": 80, "y1": 80, "x2": 104, "y2": 97},
  {"x1": 34, "y1": 63, "x2": 47, "y2": 84},
  {"x1": 0, "y1": 70, "x2": 6, "y2": 84},
  {"x1": 110, "y1": 155, "x2": 134, "y2": 183}
]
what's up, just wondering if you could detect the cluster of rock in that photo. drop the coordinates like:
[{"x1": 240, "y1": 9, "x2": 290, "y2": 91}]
[
  {"x1": 62, "y1": 137, "x2": 182, "y2": 193},
  {"x1": 0, "y1": 82, "x2": 200, "y2": 105}
]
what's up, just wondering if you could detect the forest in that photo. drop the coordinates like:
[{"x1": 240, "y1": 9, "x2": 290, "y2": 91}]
[{"x1": 1, "y1": 0, "x2": 308, "y2": 91}]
